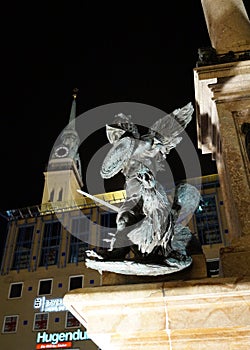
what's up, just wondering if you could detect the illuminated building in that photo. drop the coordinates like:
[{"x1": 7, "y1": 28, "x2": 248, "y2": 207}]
[{"x1": 0, "y1": 92, "x2": 230, "y2": 349}]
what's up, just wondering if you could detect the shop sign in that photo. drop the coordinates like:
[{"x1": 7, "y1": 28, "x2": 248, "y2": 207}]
[
  {"x1": 34, "y1": 297, "x2": 67, "y2": 312},
  {"x1": 36, "y1": 329, "x2": 89, "y2": 345},
  {"x1": 36, "y1": 342, "x2": 72, "y2": 349}
]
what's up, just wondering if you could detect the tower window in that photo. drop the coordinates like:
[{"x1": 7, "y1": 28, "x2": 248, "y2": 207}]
[
  {"x1": 11, "y1": 225, "x2": 34, "y2": 271},
  {"x1": 49, "y1": 189, "x2": 54, "y2": 202},
  {"x1": 39, "y1": 221, "x2": 61, "y2": 267},
  {"x1": 58, "y1": 188, "x2": 63, "y2": 201}
]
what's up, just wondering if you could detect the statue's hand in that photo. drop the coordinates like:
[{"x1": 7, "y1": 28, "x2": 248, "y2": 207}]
[{"x1": 103, "y1": 233, "x2": 116, "y2": 251}]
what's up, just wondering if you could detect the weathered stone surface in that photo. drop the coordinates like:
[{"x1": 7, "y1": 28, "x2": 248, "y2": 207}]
[
  {"x1": 220, "y1": 235, "x2": 250, "y2": 277},
  {"x1": 63, "y1": 277, "x2": 250, "y2": 350},
  {"x1": 201, "y1": 0, "x2": 250, "y2": 54},
  {"x1": 194, "y1": 60, "x2": 250, "y2": 246}
]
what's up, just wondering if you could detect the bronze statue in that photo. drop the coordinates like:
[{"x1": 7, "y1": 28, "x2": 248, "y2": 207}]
[{"x1": 83, "y1": 103, "x2": 201, "y2": 275}]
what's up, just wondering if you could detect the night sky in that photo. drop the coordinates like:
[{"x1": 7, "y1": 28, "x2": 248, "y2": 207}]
[{"x1": 1, "y1": 1, "x2": 249, "y2": 212}]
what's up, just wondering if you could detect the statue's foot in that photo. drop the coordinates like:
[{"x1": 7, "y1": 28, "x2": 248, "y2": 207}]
[{"x1": 164, "y1": 251, "x2": 192, "y2": 268}]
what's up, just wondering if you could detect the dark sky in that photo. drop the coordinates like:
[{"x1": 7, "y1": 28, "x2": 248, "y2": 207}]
[{"x1": 0, "y1": 1, "x2": 249, "y2": 212}]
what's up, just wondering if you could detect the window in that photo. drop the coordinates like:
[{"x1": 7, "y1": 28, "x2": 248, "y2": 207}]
[
  {"x1": 2, "y1": 315, "x2": 19, "y2": 333},
  {"x1": 195, "y1": 194, "x2": 222, "y2": 245},
  {"x1": 71, "y1": 215, "x2": 90, "y2": 242},
  {"x1": 33, "y1": 313, "x2": 49, "y2": 331},
  {"x1": 207, "y1": 259, "x2": 220, "y2": 277},
  {"x1": 69, "y1": 275, "x2": 83, "y2": 291},
  {"x1": 49, "y1": 189, "x2": 54, "y2": 202},
  {"x1": 69, "y1": 236, "x2": 88, "y2": 263},
  {"x1": 69, "y1": 215, "x2": 90, "y2": 263},
  {"x1": 58, "y1": 188, "x2": 63, "y2": 201},
  {"x1": 8, "y1": 282, "x2": 23, "y2": 299},
  {"x1": 40, "y1": 221, "x2": 61, "y2": 267},
  {"x1": 38, "y1": 279, "x2": 53, "y2": 295},
  {"x1": 65, "y1": 311, "x2": 80, "y2": 328},
  {"x1": 99, "y1": 212, "x2": 117, "y2": 249},
  {"x1": 12, "y1": 225, "x2": 34, "y2": 270}
]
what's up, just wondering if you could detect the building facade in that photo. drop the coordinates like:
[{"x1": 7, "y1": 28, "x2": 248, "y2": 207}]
[{"x1": 0, "y1": 173, "x2": 228, "y2": 349}]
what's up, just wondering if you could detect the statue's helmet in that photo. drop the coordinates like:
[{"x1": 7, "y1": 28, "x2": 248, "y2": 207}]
[
  {"x1": 106, "y1": 125, "x2": 126, "y2": 144},
  {"x1": 106, "y1": 113, "x2": 140, "y2": 144}
]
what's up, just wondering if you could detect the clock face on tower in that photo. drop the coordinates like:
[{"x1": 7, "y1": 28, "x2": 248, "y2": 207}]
[{"x1": 54, "y1": 145, "x2": 69, "y2": 158}]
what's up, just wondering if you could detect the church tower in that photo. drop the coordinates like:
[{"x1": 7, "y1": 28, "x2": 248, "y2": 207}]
[{"x1": 42, "y1": 89, "x2": 83, "y2": 208}]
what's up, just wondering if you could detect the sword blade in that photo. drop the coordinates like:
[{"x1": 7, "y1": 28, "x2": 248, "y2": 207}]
[{"x1": 77, "y1": 189, "x2": 119, "y2": 212}]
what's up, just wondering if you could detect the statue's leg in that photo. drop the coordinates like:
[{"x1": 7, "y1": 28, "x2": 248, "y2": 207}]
[{"x1": 164, "y1": 226, "x2": 193, "y2": 266}]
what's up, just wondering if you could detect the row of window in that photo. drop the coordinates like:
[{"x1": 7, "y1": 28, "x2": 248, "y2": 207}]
[
  {"x1": 11, "y1": 212, "x2": 116, "y2": 271},
  {"x1": 8, "y1": 275, "x2": 85, "y2": 299},
  {"x1": 9, "y1": 193, "x2": 224, "y2": 271},
  {"x1": 2, "y1": 311, "x2": 80, "y2": 333},
  {"x1": 12, "y1": 219, "x2": 87, "y2": 270}
]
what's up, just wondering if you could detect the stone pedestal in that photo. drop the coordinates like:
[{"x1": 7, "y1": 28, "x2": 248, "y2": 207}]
[{"x1": 63, "y1": 277, "x2": 250, "y2": 350}]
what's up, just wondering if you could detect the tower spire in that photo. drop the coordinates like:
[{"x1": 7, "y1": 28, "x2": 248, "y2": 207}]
[
  {"x1": 67, "y1": 88, "x2": 79, "y2": 131},
  {"x1": 72, "y1": 87, "x2": 78, "y2": 99},
  {"x1": 61, "y1": 88, "x2": 80, "y2": 141},
  {"x1": 51, "y1": 88, "x2": 82, "y2": 169},
  {"x1": 69, "y1": 88, "x2": 78, "y2": 124},
  {"x1": 42, "y1": 89, "x2": 83, "y2": 206}
]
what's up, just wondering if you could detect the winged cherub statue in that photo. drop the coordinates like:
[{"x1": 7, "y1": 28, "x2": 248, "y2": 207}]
[{"x1": 85, "y1": 103, "x2": 201, "y2": 275}]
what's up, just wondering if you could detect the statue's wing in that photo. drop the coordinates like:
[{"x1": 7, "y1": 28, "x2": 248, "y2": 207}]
[{"x1": 150, "y1": 102, "x2": 194, "y2": 153}]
